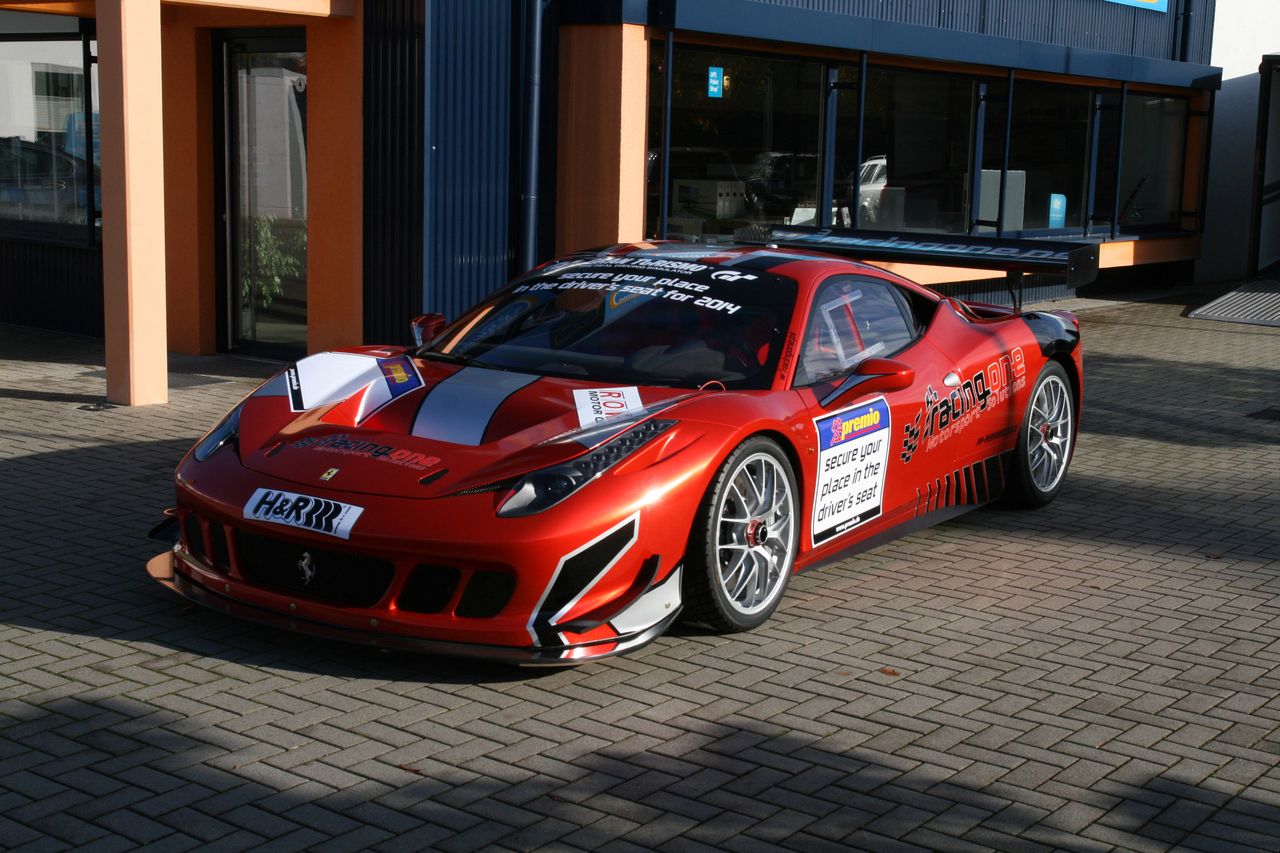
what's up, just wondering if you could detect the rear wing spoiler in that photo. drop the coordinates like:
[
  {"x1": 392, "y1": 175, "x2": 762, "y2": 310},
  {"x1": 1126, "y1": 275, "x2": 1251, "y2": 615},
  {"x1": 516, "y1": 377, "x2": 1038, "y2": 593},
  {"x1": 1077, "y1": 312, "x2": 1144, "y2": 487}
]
[{"x1": 750, "y1": 225, "x2": 1100, "y2": 312}]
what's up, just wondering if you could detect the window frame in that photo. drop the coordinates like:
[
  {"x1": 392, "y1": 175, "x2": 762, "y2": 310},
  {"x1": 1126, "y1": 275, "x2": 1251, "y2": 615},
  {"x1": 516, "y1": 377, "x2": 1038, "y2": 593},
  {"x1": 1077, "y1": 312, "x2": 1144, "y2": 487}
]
[
  {"x1": 791, "y1": 272, "x2": 920, "y2": 389},
  {"x1": 0, "y1": 24, "x2": 99, "y2": 247},
  {"x1": 646, "y1": 35, "x2": 1204, "y2": 246}
]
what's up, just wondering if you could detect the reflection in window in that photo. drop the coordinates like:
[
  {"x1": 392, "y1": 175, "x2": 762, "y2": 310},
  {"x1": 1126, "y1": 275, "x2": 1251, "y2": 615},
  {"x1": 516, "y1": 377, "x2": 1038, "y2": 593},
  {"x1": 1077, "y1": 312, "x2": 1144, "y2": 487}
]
[
  {"x1": 1119, "y1": 94, "x2": 1187, "y2": 227},
  {"x1": 794, "y1": 276, "x2": 914, "y2": 386},
  {"x1": 1009, "y1": 81, "x2": 1092, "y2": 231},
  {"x1": 860, "y1": 67, "x2": 983, "y2": 234},
  {"x1": 647, "y1": 45, "x2": 823, "y2": 239},
  {"x1": 0, "y1": 39, "x2": 98, "y2": 227}
]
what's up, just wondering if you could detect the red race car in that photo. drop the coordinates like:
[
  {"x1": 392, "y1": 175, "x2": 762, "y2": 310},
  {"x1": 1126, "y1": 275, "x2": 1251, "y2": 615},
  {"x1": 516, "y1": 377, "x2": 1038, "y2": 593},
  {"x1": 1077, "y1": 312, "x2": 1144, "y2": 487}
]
[{"x1": 147, "y1": 226, "x2": 1096, "y2": 664}]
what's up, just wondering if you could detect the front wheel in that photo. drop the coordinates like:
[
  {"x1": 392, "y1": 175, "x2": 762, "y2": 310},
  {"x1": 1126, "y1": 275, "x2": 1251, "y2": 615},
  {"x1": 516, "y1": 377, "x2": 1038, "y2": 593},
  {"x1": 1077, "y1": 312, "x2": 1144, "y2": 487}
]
[
  {"x1": 1006, "y1": 361, "x2": 1075, "y2": 508},
  {"x1": 682, "y1": 437, "x2": 799, "y2": 633}
]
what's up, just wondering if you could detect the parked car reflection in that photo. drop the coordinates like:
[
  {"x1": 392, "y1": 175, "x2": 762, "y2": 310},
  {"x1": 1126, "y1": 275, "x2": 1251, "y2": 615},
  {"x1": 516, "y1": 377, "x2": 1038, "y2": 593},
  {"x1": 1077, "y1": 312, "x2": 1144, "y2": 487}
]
[{"x1": 0, "y1": 136, "x2": 100, "y2": 225}]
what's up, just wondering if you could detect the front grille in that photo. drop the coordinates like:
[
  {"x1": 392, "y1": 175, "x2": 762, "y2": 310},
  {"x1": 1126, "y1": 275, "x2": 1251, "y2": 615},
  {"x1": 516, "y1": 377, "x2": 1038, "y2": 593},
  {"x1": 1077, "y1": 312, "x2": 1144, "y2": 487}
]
[
  {"x1": 235, "y1": 531, "x2": 395, "y2": 608},
  {"x1": 207, "y1": 521, "x2": 230, "y2": 574},
  {"x1": 182, "y1": 514, "x2": 208, "y2": 565},
  {"x1": 398, "y1": 565, "x2": 461, "y2": 613},
  {"x1": 457, "y1": 571, "x2": 516, "y2": 618}
]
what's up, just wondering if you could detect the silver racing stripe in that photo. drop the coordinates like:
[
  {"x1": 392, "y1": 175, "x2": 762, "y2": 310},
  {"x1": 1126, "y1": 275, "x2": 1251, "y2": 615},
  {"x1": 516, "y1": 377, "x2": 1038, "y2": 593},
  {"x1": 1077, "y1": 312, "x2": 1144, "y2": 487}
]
[{"x1": 411, "y1": 367, "x2": 539, "y2": 446}]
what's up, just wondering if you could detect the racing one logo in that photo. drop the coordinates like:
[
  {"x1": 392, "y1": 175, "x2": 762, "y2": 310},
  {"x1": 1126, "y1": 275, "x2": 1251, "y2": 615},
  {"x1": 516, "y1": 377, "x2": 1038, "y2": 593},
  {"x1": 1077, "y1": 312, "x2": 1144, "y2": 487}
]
[
  {"x1": 900, "y1": 347, "x2": 1025, "y2": 463},
  {"x1": 297, "y1": 552, "x2": 316, "y2": 585}
]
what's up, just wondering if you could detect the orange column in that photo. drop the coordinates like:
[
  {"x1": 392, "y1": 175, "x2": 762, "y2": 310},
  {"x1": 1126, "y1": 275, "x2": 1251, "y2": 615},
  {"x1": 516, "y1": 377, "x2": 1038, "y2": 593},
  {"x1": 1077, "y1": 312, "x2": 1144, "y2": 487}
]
[
  {"x1": 555, "y1": 24, "x2": 650, "y2": 254},
  {"x1": 305, "y1": 12, "x2": 363, "y2": 353},
  {"x1": 98, "y1": 0, "x2": 169, "y2": 405}
]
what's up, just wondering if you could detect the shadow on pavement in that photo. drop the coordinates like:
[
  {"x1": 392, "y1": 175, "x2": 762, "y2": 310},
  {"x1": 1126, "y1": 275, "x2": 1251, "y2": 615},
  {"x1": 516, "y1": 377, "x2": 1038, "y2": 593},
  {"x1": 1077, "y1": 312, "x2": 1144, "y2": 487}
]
[{"x1": 0, "y1": 693, "x2": 1274, "y2": 850}]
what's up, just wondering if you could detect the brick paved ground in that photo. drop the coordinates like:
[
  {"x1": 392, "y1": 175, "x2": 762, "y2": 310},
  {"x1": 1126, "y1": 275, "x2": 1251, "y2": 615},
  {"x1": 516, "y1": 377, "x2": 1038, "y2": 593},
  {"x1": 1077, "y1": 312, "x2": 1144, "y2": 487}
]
[{"x1": 1, "y1": 287, "x2": 1278, "y2": 852}]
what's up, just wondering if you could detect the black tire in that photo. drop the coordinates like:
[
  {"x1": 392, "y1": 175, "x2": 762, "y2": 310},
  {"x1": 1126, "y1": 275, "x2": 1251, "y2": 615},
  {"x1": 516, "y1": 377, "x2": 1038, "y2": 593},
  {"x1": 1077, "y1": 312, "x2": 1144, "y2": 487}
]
[
  {"x1": 682, "y1": 436, "x2": 799, "y2": 633},
  {"x1": 1005, "y1": 360, "x2": 1075, "y2": 509}
]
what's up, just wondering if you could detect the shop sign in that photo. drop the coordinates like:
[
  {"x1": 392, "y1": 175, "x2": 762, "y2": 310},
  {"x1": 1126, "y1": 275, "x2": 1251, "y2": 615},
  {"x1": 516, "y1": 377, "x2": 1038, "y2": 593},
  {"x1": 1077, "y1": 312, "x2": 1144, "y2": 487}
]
[
  {"x1": 707, "y1": 66, "x2": 723, "y2": 98},
  {"x1": 1102, "y1": 0, "x2": 1168, "y2": 11}
]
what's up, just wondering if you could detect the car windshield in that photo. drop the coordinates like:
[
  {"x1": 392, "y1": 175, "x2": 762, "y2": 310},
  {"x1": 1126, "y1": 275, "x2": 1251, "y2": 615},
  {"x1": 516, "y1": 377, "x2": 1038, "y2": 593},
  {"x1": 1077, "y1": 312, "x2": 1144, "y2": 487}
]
[{"x1": 420, "y1": 255, "x2": 798, "y2": 389}]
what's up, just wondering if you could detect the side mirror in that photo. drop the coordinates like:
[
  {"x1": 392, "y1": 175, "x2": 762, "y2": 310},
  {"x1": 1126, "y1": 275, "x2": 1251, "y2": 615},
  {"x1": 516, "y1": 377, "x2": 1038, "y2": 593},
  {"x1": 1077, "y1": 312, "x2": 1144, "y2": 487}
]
[
  {"x1": 410, "y1": 313, "x2": 447, "y2": 347},
  {"x1": 821, "y1": 357, "x2": 916, "y2": 408}
]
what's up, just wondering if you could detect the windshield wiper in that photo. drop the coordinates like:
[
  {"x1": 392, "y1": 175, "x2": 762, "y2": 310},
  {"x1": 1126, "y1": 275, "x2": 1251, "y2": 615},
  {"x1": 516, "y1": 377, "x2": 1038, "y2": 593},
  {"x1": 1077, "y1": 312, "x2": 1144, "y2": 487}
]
[{"x1": 418, "y1": 350, "x2": 514, "y2": 373}]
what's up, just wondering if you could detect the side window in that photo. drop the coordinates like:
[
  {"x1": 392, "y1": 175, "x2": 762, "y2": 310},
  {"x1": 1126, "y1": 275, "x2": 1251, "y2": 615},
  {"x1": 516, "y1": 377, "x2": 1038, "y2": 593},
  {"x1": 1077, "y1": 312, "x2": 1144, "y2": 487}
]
[{"x1": 794, "y1": 275, "x2": 916, "y2": 386}]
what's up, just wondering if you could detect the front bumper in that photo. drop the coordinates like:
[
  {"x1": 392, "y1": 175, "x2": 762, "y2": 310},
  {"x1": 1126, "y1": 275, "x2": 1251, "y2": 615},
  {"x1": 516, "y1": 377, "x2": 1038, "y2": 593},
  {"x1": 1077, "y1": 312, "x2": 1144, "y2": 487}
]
[{"x1": 146, "y1": 548, "x2": 682, "y2": 665}]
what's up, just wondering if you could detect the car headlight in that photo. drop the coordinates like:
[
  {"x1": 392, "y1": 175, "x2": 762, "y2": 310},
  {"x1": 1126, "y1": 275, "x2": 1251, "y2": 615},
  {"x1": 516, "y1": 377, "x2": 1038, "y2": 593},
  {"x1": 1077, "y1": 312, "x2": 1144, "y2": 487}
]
[
  {"x1": 193, "y1": 404, "x2": 242, "y2": 462},
  {"x1": 498, "y1": 418, "x2": 677, "y2": 517}
]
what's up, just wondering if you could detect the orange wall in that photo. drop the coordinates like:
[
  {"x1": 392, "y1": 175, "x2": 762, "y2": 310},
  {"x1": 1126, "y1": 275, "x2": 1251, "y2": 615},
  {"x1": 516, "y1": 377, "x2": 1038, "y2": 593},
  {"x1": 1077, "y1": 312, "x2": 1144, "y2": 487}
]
[
  {"x1": 161, "y1": 13, "x2": 214, "y2": 354},
  {"x1": 556, "y1": 24, "x2": 650, "y2": 254},
  {"x1": 157, "y1": 4, "x2": 362, "y2": 356}
]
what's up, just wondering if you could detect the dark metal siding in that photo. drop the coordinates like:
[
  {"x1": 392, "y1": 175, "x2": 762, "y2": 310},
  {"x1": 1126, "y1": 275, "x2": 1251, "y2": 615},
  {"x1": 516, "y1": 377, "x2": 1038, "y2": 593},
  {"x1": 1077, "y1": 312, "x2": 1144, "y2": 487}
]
[
  {"x1": 715, "y1": 0, "x2": 1214, "y2": 65},
  {"x1": 363, "y1": 0, "x2": 426, "y2": 345},
  {"x1": 0, "y1": 240, "x2": 103, "y2": 336},
  {"x1": 423, "y1": 0, "x2": 516, "y2": 321}
]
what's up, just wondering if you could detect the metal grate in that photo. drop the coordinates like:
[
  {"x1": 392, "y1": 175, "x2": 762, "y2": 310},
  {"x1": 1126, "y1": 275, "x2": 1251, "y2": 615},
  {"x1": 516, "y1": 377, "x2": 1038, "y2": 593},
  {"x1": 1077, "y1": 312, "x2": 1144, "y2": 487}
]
[{"x1": 1189, "y1": 281, "x2": 1280, "y2": 327}]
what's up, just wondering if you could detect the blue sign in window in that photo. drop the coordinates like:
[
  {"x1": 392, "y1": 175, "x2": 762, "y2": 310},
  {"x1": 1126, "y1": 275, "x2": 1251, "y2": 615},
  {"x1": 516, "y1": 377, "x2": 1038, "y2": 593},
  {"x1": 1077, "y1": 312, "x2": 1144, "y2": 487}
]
[
  {"x1": 1049, "y1": 194, "x2": 1067, "y2": 229},
  {"x1": 707, "y1": 66, "x2": 723, "y2": 99},
  {"x1": 1102, "y1": 0, "x2": 1168, "y2": 11}
]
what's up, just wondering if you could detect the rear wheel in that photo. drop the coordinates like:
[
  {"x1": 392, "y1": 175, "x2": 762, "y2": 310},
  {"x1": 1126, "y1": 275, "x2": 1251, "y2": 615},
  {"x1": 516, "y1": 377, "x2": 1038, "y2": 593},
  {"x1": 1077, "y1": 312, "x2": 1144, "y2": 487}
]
[
  {"x1": 1006, "y1": 361, "x2": 1074, "y2": 508},
  {"x1": 683, "y1": 437, "x2": 798, "y2": 632}
]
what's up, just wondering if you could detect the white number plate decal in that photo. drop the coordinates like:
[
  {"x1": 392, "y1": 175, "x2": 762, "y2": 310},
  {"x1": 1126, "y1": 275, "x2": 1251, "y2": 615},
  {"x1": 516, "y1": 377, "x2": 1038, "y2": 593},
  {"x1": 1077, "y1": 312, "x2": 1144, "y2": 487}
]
[{"x1": 243, "y1": 488, "x2": 364, "y2": 539}]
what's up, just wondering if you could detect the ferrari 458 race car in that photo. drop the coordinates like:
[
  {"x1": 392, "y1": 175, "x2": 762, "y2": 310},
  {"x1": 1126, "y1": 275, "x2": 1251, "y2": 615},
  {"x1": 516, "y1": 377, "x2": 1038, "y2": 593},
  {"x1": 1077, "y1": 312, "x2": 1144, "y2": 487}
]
[{"x1": 148, "y1": 226, "x2": 1096, "y2": 664}]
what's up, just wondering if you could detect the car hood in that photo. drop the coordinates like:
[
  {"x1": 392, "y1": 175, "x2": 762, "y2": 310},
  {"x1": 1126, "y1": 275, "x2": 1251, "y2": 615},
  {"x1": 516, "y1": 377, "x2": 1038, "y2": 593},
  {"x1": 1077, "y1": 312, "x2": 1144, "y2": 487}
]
[{"x1": 235, "y1": 349, "x2": 694, "y2": 499}]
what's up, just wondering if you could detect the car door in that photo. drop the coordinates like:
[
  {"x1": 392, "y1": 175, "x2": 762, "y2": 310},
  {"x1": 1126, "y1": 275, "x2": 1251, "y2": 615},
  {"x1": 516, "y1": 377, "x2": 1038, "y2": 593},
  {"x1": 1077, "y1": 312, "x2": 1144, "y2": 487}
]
[{"x1": 792, "y1": 273, "x2": 957, "y2": 556}]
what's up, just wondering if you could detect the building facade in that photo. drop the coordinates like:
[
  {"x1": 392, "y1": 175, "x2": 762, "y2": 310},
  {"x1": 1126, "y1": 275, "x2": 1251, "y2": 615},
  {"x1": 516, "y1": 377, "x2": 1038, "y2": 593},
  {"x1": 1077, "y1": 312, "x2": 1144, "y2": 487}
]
[{"x1": 0, "y1": 0, "x2": 1232, "y2": 404}]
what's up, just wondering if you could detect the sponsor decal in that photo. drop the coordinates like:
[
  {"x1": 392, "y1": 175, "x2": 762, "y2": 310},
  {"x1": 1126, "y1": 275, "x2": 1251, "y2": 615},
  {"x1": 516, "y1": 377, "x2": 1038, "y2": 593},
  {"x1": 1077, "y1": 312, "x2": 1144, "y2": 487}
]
[
  {"x1": 513, "y1": 271, "x2": 743, "y2": 314},
  {"x1": 812, "y1": 397, "x2": 891, "y2": 545},
  {"x1": 286, "y1": 367, "x2": 305, "y2": 411},
  {"x1": 779, "y1": 331, "x2": 798, "y2": 373},
  {"x1": 901, "y1": 347, "x2": 1026, "y2": 463},
  {"x1": 573, "y1": 386, "x2": 642, "y2": 428},
  {"x1": 291, "y1": 433, "x2": 441, "y2": 472},
  {"x1": 771, "y1": 228, "x2": 1077, "y2": 263},
  {"x1": 243, "y1": 488, "x2": 364, "y2": 539},
  {"x1": 710, "y1": 270, "x2": 758, "y2": 282},
  {"x1": 319, "y1": 467, "x2": 339, "y2": 481}
]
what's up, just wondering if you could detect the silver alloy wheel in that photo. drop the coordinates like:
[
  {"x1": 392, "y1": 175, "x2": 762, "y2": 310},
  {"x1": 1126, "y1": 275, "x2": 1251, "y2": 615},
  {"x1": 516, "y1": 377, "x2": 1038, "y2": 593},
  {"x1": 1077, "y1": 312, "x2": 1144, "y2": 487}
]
[
  {"x1": 714, "y1": 451, "x2": 796, "y2": 616},
  {"x1": 1027, "y1": 373, "x2": 1073, "y2": 493}
]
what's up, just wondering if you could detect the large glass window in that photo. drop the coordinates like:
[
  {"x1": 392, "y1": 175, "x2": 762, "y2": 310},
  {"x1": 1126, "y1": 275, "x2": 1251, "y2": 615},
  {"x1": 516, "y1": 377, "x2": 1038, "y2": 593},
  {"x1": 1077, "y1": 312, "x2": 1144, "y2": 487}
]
[
  {"x1": 647, "y1": 45, "x2": 824, "y2": 239},
  {"x1": 1008, "y1": 81, "x2": 1092, "y2": 231},
  {"x1": 1118, "y1": 93, "x2": 1188, "y2": 227},
  {"x1": 645, "y1": 41, "x2": 1201, "y2": 242},
  {"x1": 860, "y1": 67, "x2": 980, "y2": 234},
  {"x1": 0, "y1": 37, "x2": 98, "y2": 231}
]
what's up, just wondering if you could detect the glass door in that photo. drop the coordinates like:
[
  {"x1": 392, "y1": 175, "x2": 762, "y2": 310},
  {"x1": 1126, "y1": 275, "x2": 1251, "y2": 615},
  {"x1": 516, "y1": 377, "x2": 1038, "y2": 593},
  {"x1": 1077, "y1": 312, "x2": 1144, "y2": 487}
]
[{"x1": 221, "y1": 31, "x2": 307, "y2": 356}]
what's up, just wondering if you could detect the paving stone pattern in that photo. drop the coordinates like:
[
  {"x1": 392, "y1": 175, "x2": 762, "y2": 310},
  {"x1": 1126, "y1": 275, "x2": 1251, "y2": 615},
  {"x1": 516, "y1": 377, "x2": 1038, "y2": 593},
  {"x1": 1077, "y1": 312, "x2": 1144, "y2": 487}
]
[{"x1": 1, "y1": 289, "x2": 1279, "y2": 852}]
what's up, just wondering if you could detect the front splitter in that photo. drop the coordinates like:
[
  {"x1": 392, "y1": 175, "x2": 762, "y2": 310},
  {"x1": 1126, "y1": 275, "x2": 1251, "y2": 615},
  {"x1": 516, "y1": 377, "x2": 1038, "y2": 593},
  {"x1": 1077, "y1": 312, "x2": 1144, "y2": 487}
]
[{"x1": 145, "y1": 552, "x2": 679, "y2": 666}]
